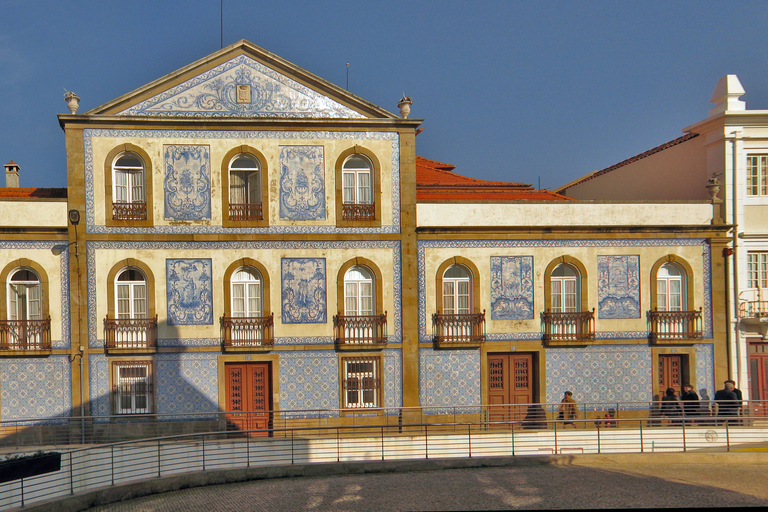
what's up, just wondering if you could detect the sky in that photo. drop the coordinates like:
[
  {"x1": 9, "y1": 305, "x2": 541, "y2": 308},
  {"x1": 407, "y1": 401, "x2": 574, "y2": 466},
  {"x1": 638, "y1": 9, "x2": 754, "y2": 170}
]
[{"x1": 2, "y1": 0, "x2": 768, "y2": 190}]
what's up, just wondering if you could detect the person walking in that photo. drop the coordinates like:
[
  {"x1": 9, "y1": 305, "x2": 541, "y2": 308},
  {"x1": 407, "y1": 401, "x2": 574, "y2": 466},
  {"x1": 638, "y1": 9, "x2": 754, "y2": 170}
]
[
  {"x1": 680, "y1": 384, "x2": 700, "y2": 424},
  {"x1": 714, "y1": 380, "x2": 739, "y2": 425},
  {"x1": 558, "y1": 391, "x2": 578, "y2": 428}
]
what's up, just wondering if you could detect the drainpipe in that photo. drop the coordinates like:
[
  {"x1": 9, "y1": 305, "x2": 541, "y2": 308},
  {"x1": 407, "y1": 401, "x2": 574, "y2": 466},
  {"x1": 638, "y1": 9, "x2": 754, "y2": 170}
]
[{"x1": 729, "y1": 132, "x2": 744, "y2": 395}]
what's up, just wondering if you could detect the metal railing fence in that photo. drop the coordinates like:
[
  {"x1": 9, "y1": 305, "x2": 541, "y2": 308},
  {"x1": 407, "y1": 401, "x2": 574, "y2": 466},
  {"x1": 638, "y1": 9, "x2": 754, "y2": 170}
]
[
  {"x1": 0, "y1": 399, "x2": 763, "y2": 450},
  {"x1": 1, "y1": 415, "x2": 765, "y2": 510}
]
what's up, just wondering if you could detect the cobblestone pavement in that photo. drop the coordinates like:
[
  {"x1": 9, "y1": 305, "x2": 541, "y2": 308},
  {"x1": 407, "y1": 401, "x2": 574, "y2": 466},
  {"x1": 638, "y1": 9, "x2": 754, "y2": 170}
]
[{"x1": 86, "y1": 462, "x2": 768, "y2": 511}]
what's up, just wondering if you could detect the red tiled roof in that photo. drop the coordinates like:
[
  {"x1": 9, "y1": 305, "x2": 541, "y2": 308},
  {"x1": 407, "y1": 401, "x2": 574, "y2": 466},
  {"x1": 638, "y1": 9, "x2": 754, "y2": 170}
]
[
  {"x1": 416, "y1": 156, "x2": 571, "y2": 201},
  {"x1": 557, "y1": 133, "x2": 700, "y2": 191},
  {"x1": 0, "y1": 187, "x2": 67, "y2": 199}
]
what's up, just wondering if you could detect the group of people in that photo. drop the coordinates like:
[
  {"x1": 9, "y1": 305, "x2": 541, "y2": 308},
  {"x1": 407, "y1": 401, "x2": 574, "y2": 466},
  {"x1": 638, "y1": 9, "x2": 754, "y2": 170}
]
[
  {"x1": 519, "y1": 381, "x2": 745, "y2": 429},
  {"x1": 657, "y1": 380, "x2": 743, "y2": 425}
]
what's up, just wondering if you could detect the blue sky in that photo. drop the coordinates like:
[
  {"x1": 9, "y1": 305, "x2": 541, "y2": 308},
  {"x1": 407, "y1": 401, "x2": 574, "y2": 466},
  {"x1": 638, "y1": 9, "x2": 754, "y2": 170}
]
[{"x1": 2, "y1": 0, "x2": 768, "y2": 189}]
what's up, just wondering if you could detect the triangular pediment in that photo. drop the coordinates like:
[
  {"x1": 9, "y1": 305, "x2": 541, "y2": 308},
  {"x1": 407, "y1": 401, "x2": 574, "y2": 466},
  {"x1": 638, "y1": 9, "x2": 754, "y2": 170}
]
[{"x1": 89, "y1": 41, "x2": 396, "y2": 119}]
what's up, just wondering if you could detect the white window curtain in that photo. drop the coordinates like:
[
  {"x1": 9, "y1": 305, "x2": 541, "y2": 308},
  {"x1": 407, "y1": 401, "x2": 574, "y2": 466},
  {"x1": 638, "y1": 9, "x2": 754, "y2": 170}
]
[
  {"x1": 231, "y1": 267, "x2": 262, "y2": 317},
  {"x1": 551, "y1": 265, "x2": 578, "y2": 313},
  {"x1": 342, "y1": 155, "x2": 373, "y2": 204},
  {"x1": 113, "y1": 153, "x2": 145, "y2": 204},
  {"x1": 657, "y1": 263, "x2": 684, "y2": 312},
  {"x1": 442, "y1": 265, "x2": 471, "y2": 315}
]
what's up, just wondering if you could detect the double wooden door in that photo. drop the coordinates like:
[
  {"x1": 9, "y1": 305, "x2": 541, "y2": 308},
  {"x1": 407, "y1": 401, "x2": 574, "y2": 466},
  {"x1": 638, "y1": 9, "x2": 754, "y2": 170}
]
[
  {"x1": 749, "y1": 341, "x2": 768, "y2": 416},
  {"x1": 658, "y1": 354, "x2": 687, "y2": 397},
  {"x1": 225, "y1": 362, "x2": 271, "y2": 436},
  {"x1": 488, "y1": 353, "x2": 536, "y2": 425}
]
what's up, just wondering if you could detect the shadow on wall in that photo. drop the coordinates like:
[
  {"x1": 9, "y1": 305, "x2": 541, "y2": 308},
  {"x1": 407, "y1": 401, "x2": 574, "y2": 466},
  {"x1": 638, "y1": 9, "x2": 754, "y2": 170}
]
[{"x1": 0, "y1": 320, "x2": 264, "y2": 448}]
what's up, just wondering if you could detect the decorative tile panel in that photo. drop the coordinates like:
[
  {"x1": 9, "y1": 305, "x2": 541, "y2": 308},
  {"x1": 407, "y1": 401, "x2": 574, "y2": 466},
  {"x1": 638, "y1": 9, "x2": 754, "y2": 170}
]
[
  {"x1": 545, "y1": 345, "x2": 652, "y2": 404},
  {"x1": 0, "y1": 357, "x2": 71, "y2": 422},
  {"x1": 156, "y1": 354, "x2": 219, "y2": 419},
  {"x1": 279, "y1": 351, "x2": 338, "y2": 411},
  {"x1": 119, "y1": 55, "x2": 365, "y2": 119},
  {"x1": 166, "y1": 259, "x2": 213, "y2": 325},
  {"x1": 490, "y1": 256, "x2": 533, "y2": 320},
  {"x1": 419, "y1": 350, "x2": 481, "y2": 409},
  {"x1": 279, "y1": 146, "x2": 325, "y2": 221},
  {"x1": 598, "y1": 255, "x2": 640, "y2": 319},
  {"x1": 694, "y1": 343, "x2": 715, "y2": 403},
  {"x1": 83, "y1": 129, "x2": 400, "y2": 235},
  {"x1": 281, "y1": 258, "x2": 326, "y2": 324},
  {"x1": 164, "y1": 145, "x2": 211, "y2": 220}
]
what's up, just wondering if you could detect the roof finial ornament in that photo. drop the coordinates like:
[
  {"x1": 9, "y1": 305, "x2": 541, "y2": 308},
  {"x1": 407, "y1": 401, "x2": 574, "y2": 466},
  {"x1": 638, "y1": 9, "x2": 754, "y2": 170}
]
[
  {"x1": 397, "y1": 94, "x2": 412, "y2": 119},
  {"x1": 64, "y1": 89, "x2": 80, "y2": 114},
  {"x1": 709, "y1": 75, "x2": 745, "y2": 117}
]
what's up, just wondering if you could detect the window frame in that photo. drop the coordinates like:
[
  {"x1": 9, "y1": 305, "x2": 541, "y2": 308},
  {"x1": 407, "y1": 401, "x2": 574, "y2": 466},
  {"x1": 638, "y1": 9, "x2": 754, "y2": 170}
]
[
  {"x1": 434, "y1": 257, "x2": 481, "y2": 315},
  {"x1": 104, "y1": 145, "x2": 154, "y2": 227},
  {"x1": 335, "y1": 146, "x2": 382, "y2": 227},
  {"x1": 221, "y1": 146, "x2": 270, "y2": 227},
  {"x1": 747, "y1": 252, "x2": 768, "y2": 290},
  {"x1": 230, "y1": 266, "x2": 264, "y2": 318},
  {"x1": 0, "y1": 260, "x2": 50, "y2": 324},
  {"x1": 544, "y1": 256, "x2": 589, "y2": 313},
  {"x1": 112, "y1": 359, "x2": 154, "y2": 415},
  {"x1": 649, "y1": 256, "x2": 695, "y2": 312},
  {"x1": 340, "y1": 355, "x2": 382, "y2": 410},
  {"x1": 106, "y1": 260, "x2": 156, "y2": 321},
  {"x1": 747, "y1": 155, "x2": 768, "y2": 197}
]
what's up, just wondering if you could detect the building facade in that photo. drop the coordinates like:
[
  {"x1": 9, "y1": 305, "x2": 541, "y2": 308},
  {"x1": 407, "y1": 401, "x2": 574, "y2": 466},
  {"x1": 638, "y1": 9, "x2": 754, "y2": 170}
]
[
  {"x1": 559, "y1": 75, "x2": 768, "y2": 408},
  {"x1": 0, "y1": 41, "x2": 731, "y2": 428}
]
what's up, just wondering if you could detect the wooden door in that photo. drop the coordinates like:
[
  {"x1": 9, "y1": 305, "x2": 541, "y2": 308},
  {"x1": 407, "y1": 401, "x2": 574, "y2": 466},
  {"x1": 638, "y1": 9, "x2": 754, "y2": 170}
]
[
  {"x1": 658, "y1": 354, "x2": 686, "y2": 396},
  {"x1": 749, "y1": 341, "x2": 768, "y2": 416},
  {"x1": 488, "y1": 353, "x2": 535, "y2": 425},
  {"x1": 225, "y1": 363, "x2": 271, "y2": 437}
]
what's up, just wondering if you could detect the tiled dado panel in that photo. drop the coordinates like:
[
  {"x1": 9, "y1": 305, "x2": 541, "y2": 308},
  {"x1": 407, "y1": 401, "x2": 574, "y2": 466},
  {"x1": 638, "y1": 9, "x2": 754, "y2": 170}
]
[
  {"x1": 419, "y1": 350, "x2": 481, "y2": 409},
  {"x1": 83, "y1": 129, "x2": 400, "y2": 235},
  {"x1": 0, "y1": 240, "x2": 70, "y2": 349},
  {"x1": 279, "y1": 350, "x2": 402, "y2": 412},
  {"x1": 418, "y1": 239, "x2": 712, "y2": 342},
  {"x1": 545, "y1": 344, "x2": 715, "y2": 404},
  {"x1": 0, "y1": 357, "x2": 71, "y2": 422},
  {"x1": 86, "y1": 240, "x2": 401, "y2": 348},
  {"x1": 89, "y1": 353, "x2": 219, "y2": 420}
]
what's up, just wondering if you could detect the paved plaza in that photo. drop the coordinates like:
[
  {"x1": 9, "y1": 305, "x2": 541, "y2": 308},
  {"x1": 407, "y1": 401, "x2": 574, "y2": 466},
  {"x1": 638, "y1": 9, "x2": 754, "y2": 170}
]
[{"x1": 82, "y1": 456, "x2": 768, "y2": 511}]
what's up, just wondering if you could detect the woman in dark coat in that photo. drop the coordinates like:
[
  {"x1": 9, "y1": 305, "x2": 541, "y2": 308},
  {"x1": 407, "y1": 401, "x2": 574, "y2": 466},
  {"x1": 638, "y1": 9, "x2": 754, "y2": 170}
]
[{"x1": 660, "y1": 387, "x2": 682, "y2": 425}]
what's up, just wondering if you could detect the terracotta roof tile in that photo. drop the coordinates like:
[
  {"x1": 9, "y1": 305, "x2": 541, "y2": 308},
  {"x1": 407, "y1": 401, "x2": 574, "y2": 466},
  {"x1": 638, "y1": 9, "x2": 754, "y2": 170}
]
[
  {"x1": 0, "y1": 187, "x2": 67, "y2": 199},
  {"x1": 416, "y1": 156, "x2": 570, "y2": 202}
]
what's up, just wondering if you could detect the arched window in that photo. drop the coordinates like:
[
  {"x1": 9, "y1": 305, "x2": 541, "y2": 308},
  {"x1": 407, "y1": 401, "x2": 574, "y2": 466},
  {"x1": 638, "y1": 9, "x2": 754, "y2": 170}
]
[
  {"x1": 115, "y1": 268, "x2": 147, "y2": 320},
  {"x1": 7, "y1": 268, "x2": 42, "y2": 321},
  {"x1": 231, "y1": 266, "x2": 263, "y2": 318},
  {"x1": 442, "y1": 265, "x2": 471, "y2": 315},
  {"x1": 551, "y1": 264, "x2": 580, "y2": 313},
  {"x1": 342, "y1": 155, "x2": 374, "y2": 220},
  {"x1": 112, "y1": 152, "x2": 146, "y2": 220},
  {"x1": 344, "y1": 266, "x2": 374, "y2": 316},
  {"x1": 229, "y1": 153, "x2": 262, "y2": 220},
  {"x1": 656, "y1": 263, "x2": 684, "y2": 312}
]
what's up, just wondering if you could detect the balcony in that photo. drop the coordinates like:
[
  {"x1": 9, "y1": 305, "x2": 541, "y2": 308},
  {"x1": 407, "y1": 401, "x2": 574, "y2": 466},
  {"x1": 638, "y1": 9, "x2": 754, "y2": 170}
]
[
  {"x1": 541, "y1": 309, "x2": 595, "y2": 345},
  {"x1": 647, "y1": 308, "x2": 703, "y2": 344},
  {"x1": 739, "y1": 300, "x2": 768, "y2": 320},
  {"x1": 229, "y1": 202, "x2": 263, "y2": 221},
  {"x1": 0, "y1": 318, "x2": 51, "y2": 353},
  {"x1": 334, "y1": 312, "x2": 388, "y2": 349},
  {"x1": 342, "y1": 203, "x2": 375, "y2": 221},
  {"x1": 222, "y1": 314, "x2": 274, "y2": 351},
  {"x1": 432, "y1": 311, "x2": 486, "y2": 348},
  {"x1": 104, "y1": 316, "x2": 158, "y2": 353},
  {"x1": 112, "y1": 201, "x2": 147, "y2": 220}
]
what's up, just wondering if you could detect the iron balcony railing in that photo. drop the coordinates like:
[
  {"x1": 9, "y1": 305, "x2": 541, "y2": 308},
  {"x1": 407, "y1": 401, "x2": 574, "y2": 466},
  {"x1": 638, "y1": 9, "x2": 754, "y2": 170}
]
[
  {"x1": 342, "y1": 202, "x2": 375, "y2": 221},
  {"x1": 739, "y1": 300, "x2": 768, "y2": 319},
  {"x1": 541, "y1": 309, "x2": 595, "y2": 344},
  {"x1": 647, "y1": 308, "x2": 703, "y2": 341},
  {"x1": 228, "y1": 202, "x2": 263, "y2": 221},
  {"x1": 432, "y1": 311, "x2": 486, "y2": 347},
  {"x1": 0, "y1": 318, "x2": 51, "y2": 351},
  {"x1": 104, "y1": 316, "x2": 158, "y2": 350},
  {"x1": 112, "y1": 201, "x2": 147, "y2": 220},
  {"x1": 334, "y1": 312, "x2": 387, "y2": 347},
  {"x1": 222, "y1": 313, "x2": 274, "y2": 349}
]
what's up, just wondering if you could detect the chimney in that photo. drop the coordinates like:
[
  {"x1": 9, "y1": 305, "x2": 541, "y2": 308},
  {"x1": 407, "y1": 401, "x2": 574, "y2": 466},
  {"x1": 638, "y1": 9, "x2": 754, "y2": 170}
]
[{"x1": 4, "y1": 161, "x2": 19, "y2": 188}]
